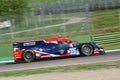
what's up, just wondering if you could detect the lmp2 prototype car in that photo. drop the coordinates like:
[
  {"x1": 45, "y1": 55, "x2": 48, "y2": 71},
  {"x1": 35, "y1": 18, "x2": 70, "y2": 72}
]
[{"x1": 13, "y1": 36, "x2": 105, "y2": 62}]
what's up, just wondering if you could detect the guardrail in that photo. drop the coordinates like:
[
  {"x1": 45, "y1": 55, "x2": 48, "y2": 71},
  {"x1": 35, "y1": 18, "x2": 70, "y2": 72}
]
[{"x1": 92, "y1": 32, "x2": 120, "y2": 45}]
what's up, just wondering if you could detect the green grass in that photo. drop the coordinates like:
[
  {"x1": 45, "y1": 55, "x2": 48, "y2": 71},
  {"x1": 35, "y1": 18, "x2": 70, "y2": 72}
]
[
  {"x1": 69, "y1": 34, "x2": 92, "y2": 42},
  {"x1": 92, "y1": 16, "x2": 119, "y2": 28},
  {"x1": 0, "y1": 43, "x2": 13, "y2": 57},
  {"x1": 1, "y1": 22, "x2": 85, "y2": 40},
  {"x1": 103, "y1": 44, "x2": 120, "y2": 50},
  {"x1": 2, "y1": 9, "x2": 119, "y2": 34},
  {"x1": 91, "y1": 9, "x2": 119, "y2": 28},
  {"x1": 1, "y1": 18, "x2": 68, "y2": 34},
  {"x1": 1, "y1": 11, "x2": 85, "y2": 34},
  {"x1": 43, "y1": 12, "x2": 85, "y2": 18},
  {"x1": 2, "y1": 9, "x2": 119, "y2": 35},
  {"x1": 91, "y1": 9, "x2": 118, "y2": 17},
  {"x1": 0, "y1": 61, "x2": 119, "y2": 77}
]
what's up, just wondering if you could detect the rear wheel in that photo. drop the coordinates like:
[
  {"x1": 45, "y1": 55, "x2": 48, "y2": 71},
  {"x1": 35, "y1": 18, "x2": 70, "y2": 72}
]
[
  {"x1": 23, "y1": 50, "x2": 35, "y2": 62},
  {"x1": 80, "y1": 43, "x2": 94, "y2": 56}
]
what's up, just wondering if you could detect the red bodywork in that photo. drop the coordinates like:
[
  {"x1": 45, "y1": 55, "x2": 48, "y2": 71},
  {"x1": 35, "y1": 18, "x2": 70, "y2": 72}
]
[
  {"x1": 45, "y1": 36, "x2": 73, "y2": 43},
  {"x1": 13, "y1": 48, "x2": 23, "y2": 60}
]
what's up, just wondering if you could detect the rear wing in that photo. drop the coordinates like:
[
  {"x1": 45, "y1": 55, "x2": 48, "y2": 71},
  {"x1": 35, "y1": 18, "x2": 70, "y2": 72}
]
[
  {"x1": 13, "y1": 41, "x2": 37, "y2": 49},
  {"x1": 13, "y1": 42, "x2": 20, "y2": 49}
]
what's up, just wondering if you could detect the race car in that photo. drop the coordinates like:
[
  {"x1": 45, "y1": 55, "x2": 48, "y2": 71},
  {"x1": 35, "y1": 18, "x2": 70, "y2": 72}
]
[{"x1": 13, "y1": 36, "x2": 105, "y2": 62}]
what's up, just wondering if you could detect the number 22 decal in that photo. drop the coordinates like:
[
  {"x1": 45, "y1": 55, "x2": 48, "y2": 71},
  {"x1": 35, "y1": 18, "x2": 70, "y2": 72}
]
[{"x1": 69, "y1": 48, "x2": 79, "y2": 55}]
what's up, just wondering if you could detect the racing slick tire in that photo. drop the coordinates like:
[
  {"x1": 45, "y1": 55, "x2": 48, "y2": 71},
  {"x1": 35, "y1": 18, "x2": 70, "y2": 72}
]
[
  {"x1": 80, "y1": 43, "x2": 94, "y2": 56},
  {"x1": 23, "y1": 50, "x2": 35, "y2": 62}
]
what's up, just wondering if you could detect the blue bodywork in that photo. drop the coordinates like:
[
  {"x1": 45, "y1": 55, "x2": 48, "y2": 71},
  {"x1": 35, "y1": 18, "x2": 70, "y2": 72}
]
[
  {"x1": 13, "y1": 40, "x2": 101, "y2": 55},
  {"x1": 13, "y1": 37, "x2": 105, "y2": 63}
]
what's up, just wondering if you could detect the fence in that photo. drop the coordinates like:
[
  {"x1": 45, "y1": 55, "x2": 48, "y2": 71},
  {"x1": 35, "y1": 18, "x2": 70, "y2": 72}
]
[
  {"x1": 30, "y1": 0, "x2": 120, "y2": 13},
  {"x1": 90, "y1": 7, "x2": 120, "y2": 50},
  {"x1": 92, "y1": 32, "x2": 120, "y2": 50},
  {"x1": 93, "y1": 32, "x2": 120, "y2": 45},
  {"x1": 0, "y1": 5, "x2": 89, "y2": 43},
  {"x1": 88, "y1": 0, "x2": 120, "y2": 10}
]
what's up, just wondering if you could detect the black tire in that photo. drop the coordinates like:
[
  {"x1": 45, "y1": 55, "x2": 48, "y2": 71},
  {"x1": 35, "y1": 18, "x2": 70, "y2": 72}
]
[
  {"x1": 100, "y1": 51, "x2": 106, "y2": 55},
  {"x1": 14, "y1": 59, "x2": 24, "y2": 63},
  {"x1": 23, "y1": 50, "x2": 35, "y2": 62},
  {"x1": 80, "y1": 43, "x2": 94, "y2": 56}
]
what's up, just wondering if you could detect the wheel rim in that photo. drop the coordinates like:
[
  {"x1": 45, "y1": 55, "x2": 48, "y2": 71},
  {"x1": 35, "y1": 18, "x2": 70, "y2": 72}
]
[
  {"x1": 23, "y1": 50, "x2": 35, "y2": 62},
  {"x1": 81, "y1": 44, "x2": 93, "y2": 56},
  {"x1": 83, "y1": 46, "x2": 91, "y2": 54},
  {"x1": 25, "y1": 52, "x2": 33, "y2": 59}
]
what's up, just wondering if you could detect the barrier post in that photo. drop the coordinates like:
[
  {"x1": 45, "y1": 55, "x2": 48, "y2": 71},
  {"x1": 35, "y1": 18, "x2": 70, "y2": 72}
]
[{"x1": 118, "y1": 9, "x2": 120, "y2": 31}]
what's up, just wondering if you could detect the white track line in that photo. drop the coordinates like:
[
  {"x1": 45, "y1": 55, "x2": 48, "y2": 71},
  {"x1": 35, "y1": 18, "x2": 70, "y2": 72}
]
[
  {"x1": 0, "y1": 60, "x2": 14, "y2": 64},
  {"x1": 105, "y1": 49, "x2": 120, "y2": 53}
]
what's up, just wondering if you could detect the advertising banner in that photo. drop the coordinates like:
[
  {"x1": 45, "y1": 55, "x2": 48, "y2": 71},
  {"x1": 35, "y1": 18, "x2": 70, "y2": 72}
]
[{"x1": 0, "y1": 20, "x2": 11, "y2": 29}]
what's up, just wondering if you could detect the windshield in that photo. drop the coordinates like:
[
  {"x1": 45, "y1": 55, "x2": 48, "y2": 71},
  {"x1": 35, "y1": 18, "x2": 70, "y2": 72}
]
[
  {"x1": 58, "y1": 41, "x2": 70, "y2": 47},
  {"x1": 72, "y1": 40, "x2": 80, "y2": 46}
]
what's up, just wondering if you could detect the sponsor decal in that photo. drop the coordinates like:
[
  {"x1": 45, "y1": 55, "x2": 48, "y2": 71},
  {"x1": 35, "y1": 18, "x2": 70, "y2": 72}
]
[
  {"x1": 23, "y1": 42, "x2": 36, "y2": 46},
  {"x1": 0, "y1": 20, "x2": 11, "y2": 29},
  {"x1": 68, "y1": 48, "x2": 79, "y2": 55}
]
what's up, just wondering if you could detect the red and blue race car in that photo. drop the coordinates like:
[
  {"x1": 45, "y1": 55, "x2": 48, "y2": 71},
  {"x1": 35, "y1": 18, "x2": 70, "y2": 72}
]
[{"x1": 13, "y1": 36, "x2": 105, "y2": 62}]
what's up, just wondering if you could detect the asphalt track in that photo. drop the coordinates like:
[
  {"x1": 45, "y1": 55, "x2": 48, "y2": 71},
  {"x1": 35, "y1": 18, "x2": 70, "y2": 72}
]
[{"x1": 0, "y1": 52, "x2": 120, "y2": 72}]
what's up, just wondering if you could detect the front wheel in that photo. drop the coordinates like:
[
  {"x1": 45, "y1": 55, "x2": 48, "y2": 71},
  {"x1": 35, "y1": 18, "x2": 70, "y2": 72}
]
[
  {"x1": 80, "y1": 43, "x2": 94, "y2": 56},
  {"x1": 23, "y1": 50, "x2": 35, "y2": 62}
]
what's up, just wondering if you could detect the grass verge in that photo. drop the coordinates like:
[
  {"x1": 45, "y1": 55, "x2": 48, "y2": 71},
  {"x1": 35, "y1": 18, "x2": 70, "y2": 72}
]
[
  {"x1": 101, "y1": 44, "x2": 120, "y2": 50},
  {"x1": 0, "y1": 43, "x2": 13, "y2": 57},
  {"x1": 91, "y1": 9, "x2": 119, "y2": 29},
  {"x1": 0, "y1": 61, "x2": 120, "y2": 77}
]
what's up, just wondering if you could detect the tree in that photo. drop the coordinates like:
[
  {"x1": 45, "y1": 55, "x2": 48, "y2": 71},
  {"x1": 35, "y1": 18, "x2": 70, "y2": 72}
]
[{"x1": 0, "y1": 0, "x2": 30, "y2": 16}]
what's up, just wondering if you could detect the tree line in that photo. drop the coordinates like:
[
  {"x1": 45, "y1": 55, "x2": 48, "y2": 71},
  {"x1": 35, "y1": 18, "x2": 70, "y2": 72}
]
[{"x1": 0, "y1": 0, "x2": 30, "y2": 16}]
